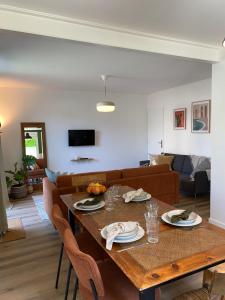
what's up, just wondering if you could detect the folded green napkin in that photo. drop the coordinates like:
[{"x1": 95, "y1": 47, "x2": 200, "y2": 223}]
[
  {"x1": 170, "y1": 210, "x2": 191, "y2": 223},
  {"x1": 77, "y1": 197, "x2": 102, "y2": 207}
]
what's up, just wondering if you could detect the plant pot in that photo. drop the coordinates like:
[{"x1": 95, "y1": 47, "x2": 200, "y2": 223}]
[
  {"x1": 11, "y1": 184, "x2": 27, "y2": 199},
  {"x1": 27, "y1": 184, "x2": 34, "y2": 194}
]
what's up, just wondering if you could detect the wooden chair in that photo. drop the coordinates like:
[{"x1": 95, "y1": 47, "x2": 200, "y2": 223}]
[
  {"x1": 52, "y1": 204, "x2": 107, "y2": 300},
  {"x1": 173, "y1": 269, "x2": 225, "y2": 300},
  {"x1": 63, "y1": 227, "x2": 161, "y2": 300},
  {"x1": 72, "y1": 173, "x2": 106, "y2": 192}
]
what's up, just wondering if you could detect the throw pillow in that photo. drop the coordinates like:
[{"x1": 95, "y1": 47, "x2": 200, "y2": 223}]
[
  {"x1": 191, "y1": 156, "x2": 211, "y2": 178},
  {"x1": 149, "y1": 154, "x2": 160, "y2": 165},
  {"x1": 154, "y1": 155, "x2": 174, "y2": 170},
  {"x1": 45, "y1": 168, "x2": 57, "y2": 183}
]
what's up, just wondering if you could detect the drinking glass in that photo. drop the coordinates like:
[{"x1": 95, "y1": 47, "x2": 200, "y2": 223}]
[
  {"x1": 145, "y1": 199, "x2": 159, "y2": 217},
  {"x1": 144, "y1": 212, "x2": 159, "y2": 243},
  {"x1": 104, "y1": 190, "x2": 114, "y2": 211},
  {"x1": 110, "y1": 185, "x2": 121, "y2": 199}
]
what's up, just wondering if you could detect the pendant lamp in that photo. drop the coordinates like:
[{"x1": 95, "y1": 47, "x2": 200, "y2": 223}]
[{"x1": 96, "y1": 75, "x2": 115, "y2": 112}]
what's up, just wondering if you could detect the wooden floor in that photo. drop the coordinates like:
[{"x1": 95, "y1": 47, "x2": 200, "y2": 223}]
[
  {"x1": 0, "y1": 194, "x2": 76, "y2": 300},
  {"x1": 0, "y1": 193, "x2": 211, "y2": 300},
  {"x1": 176, "y1": 193, "x2": 210, "y2": 219}
]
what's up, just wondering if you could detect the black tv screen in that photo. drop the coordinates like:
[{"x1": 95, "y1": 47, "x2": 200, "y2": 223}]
[{"x1": 68, "y1": 130, "x2": 95, "y2": 146}]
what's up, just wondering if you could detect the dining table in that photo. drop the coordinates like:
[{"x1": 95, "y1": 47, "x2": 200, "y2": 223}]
[{"x1": 60, "y1": 186, "x2": 225, "y2": 300}]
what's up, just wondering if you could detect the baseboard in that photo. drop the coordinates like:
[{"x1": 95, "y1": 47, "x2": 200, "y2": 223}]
[{"x1": 209, "y1": 217, "x2": 225, "y2": 229}]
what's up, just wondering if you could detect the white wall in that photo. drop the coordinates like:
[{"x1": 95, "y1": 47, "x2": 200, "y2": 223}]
[
  {"x1": 147, "y1": 79, "x2": 212, "y2": 156},
  {"x1": 210, "y1": 60, "x2": 225, "y2": 228},
  {"x1": 0, "y1": 88, "x2": 148, "y2": 173}
]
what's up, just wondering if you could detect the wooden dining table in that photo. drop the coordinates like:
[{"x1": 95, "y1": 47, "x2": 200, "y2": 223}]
[{"x1": 61, "y1": 187, "x2": 225, "y2": 300}]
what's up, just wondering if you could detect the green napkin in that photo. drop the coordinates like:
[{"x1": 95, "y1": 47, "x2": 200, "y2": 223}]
[
  {"x1": 170, "y1": 210, "x2": 191, "y2": 223},
  {"x1": 77, "y1": 197, "x2": 102, "y2": 207}
]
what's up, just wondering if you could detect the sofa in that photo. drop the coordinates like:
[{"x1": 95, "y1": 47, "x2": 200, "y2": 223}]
[
  {"x1": 43, "y1": 164, "x2": 179, "y2": 222},
  {"x1": 164, "y1": 153, "x2": 210, "y2": 197}
]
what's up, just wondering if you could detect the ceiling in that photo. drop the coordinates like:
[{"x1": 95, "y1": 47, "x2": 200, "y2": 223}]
[
  {"x1": 0, "y1": 0, "x2": 224, "y2": 47},
  {"x1": 0, "y1": 30, "x2": 211, "y2": 94}
]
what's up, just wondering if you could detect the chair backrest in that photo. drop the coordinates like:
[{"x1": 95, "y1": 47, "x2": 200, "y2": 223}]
[
  {"x1": 64, "y1": 228, "x2": 105, "y2": 300},
  {"x1": 52, "y1": 204, "x2": 71, "y2": 241},
  {"x1": 72, "y1": 173, "x2": 106, "y2": 192}
]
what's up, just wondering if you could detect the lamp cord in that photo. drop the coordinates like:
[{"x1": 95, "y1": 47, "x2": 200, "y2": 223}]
[{"x1": 104, "y1": 77, "x2": 106, "y2": 97}]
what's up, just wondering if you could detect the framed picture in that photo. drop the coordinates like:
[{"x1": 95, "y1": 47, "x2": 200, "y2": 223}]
[
  {"x1": 174, "y1": 108, "x2": 186, "y2": 130},
  {"x1": 191, "y1": 100, "x2": 211, "y2": 133}
]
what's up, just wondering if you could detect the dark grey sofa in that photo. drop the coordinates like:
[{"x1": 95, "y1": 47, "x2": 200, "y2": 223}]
[
  {"x1": 140, "y1": 154, "x2": 210, "y2": 197},
  {"x1": 165, "y1": 153, "x2": 210, "y2": 197}
]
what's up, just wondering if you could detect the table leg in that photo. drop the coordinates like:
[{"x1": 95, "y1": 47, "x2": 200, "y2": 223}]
[
  {"x1": 68, "y1": 208, "x2": 80, "y2": 234},
  {"x1": 139, "y1": 288, "x2": 156, "y2": 300},
  {"x1": 68, "y1": 209, "x2": 75, "y2": 233}
]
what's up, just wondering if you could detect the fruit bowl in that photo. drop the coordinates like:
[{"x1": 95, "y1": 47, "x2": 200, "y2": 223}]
[{"x1": 86, "y1": 182, "x2": 107, "y2": 196}]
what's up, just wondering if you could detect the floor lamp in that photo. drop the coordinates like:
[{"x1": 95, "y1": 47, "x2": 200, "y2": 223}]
[{"x1": 0, "y1": 130, "x2": 8, "y2": 237}]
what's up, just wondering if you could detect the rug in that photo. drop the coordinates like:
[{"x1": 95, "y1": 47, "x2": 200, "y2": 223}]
[
  {"x1": 0, "y1": 218, "x2": 26, "y2": 243},
  {"x1": 33, "y1": 195, "x2": 49, "y2": 220}
]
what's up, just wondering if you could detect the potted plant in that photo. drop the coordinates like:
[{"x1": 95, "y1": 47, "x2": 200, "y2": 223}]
[
  {"x1": 22, "y1": 155, "x2": 36, "y2": 170},
  {"x1": 22, "y1": 155, "x2": 37, "y2": 194},
  {"x1": 5, "y1": 162, "x2": 28, "y2": 199}
]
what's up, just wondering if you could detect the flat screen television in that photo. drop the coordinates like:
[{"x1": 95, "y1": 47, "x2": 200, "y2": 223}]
[{"x1": 68, "y1": 130, "x2": 95, "y2": 146}]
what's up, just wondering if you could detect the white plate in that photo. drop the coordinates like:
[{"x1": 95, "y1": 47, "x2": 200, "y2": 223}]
[
  {"x1": 116, "y1": 231, "x2": 139, "y2": 241},
  {"x1": 101, "y1": 226, "x2": 145, "y2": 243},
  {"x1": 106, "y1": 222, "x2": 139, "y2": 238},
  {"x1": 76, "y1": 198, "x2": 103, "y2": 209},
  {"x1": 132, "y1": 194, "x2": 151, "y2": 202},
  {"x1": 161, "y1": 210, "x2": 202, "y2": 227},
  {"x1": 74, "y1": 199, "x2": 105, "y2": 211},
  {"x1": 167, "y1": 210, "x2": 198, "y2": 225}
]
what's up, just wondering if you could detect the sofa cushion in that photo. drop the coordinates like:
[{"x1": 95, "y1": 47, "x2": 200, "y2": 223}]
[
  {"x1": 172, "y1": 155, "x2": 185, "y2": 172},
  {"x1": 105, "y1": 170, "x2": 122, "y2": 181},
  {"x1": 56, "y1": 175, "x2": 73, "y2": 187},
  {"x1": 182, "y1": 156, "x2": 193, "y2": 175},
  {"x1": 122, "y1": 165, "x2": 170, "y2": 178},
  {"x1": 72, "y1": 173, "x2": 107, "y2": 191},
  {"x1": 45, "y1": 168, "x2": 57, "y2": 183},
  {"x1": 180, "y1": 173, "x2": 192, "y2": 181},
  {"x1": 109, "y1": 171, "x2": 179, "y2": 204},
  {"x1": 152, "y1": 155, "x2": 174, "y2": 170},
  {"x1": 56, "y1": 170, "x2": 122, "y2": 188}
]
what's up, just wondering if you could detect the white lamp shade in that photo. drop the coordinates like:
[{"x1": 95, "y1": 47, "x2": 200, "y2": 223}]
[{"x1": 96, "y1": 101, "x2": 115, "y2": 112}]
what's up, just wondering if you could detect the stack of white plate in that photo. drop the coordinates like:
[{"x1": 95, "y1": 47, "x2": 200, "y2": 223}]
[
  {"x1": 161, "y1": 209, "x2": 202, "y2": 227},
  {"x1": 132, "y1": 191, "x2": 151, "y2": 202},
  {"x1": 101, "y1": 221, "x2": 145, "y2": 243},
  {"x1": 74, "y1": 198, "x2": 105, "y2": 211}
]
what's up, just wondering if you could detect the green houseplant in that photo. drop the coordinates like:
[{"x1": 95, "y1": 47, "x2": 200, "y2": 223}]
[
  {"x1": 22, "y1": 155, "x2": 37, "y2": 194},
  {"x1": 22, "y1": 155, "x2": 36, "y2": 170},
  {"x1": 5, "y1": 162, "x2": 28, "y2": 199}
]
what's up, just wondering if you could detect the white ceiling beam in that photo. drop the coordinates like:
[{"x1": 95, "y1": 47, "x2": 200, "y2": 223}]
[
  {"x1": 218, "y1": 48, "x2": 225, "y2": 61},
  {"x1": 0, "y1": 5, "x2": 221, "y2": 63}
]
